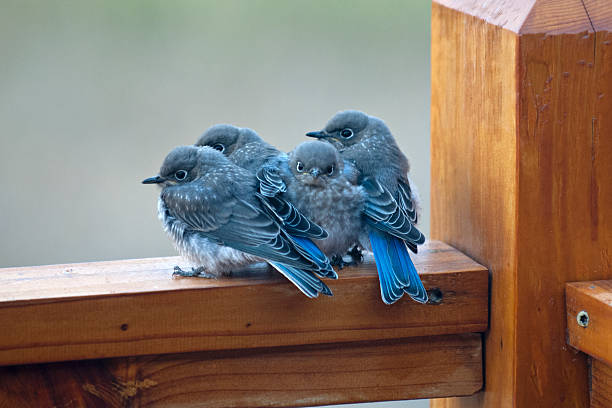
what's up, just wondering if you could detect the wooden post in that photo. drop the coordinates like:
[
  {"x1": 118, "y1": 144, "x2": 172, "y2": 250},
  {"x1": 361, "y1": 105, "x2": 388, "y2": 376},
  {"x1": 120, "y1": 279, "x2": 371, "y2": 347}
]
[{"x1": 430, "y1": 1, "x2": 612, "y2": 407}]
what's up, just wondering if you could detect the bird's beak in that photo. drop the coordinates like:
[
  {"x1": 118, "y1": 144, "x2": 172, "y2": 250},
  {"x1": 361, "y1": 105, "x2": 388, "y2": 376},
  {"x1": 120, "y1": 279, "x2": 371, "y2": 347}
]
[
  {"x1": 142, "y1": 175, "x2": 165, "y2": 184},
  {"x1": 310, "y1": 168, "x2": 321, "y2": 178},
  {"x1": 305, "y1": 130, "x2": 328, "y2": 139}
]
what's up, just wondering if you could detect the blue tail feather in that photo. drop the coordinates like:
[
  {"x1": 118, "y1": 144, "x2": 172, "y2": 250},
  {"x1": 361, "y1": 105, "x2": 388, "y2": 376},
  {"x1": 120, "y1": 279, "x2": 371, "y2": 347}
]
[
  {"x1": 369, "y1": 230, "x2": 404, "y2": 304},
  {"x1": 369, "y1": 230, "x2": 428, "y2": 304},
  {"x1": 387, "y1": 236, "x2": 411, "y2": 288},
  {"x1": 404, "y1": 253, "x2": 428, "y2": 303}
]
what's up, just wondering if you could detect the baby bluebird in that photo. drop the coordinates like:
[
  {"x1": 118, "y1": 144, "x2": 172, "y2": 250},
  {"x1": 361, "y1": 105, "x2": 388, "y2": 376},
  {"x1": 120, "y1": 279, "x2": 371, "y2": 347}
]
[
  {"x1": 196, "y1": 125, "x2": 336, "y2": 279},
  {"x1": 142, "y1": 145, "x2": 333, "y2": 298},
  {"x1": 305, "y1": 110, "x2": 428, "y2": 304},
  {"x1": 262, "y1": 141, "x2": 364, "y2": 264},
  {"x1": 196, "y1": 124, "x2": 279, "y2": 173}
]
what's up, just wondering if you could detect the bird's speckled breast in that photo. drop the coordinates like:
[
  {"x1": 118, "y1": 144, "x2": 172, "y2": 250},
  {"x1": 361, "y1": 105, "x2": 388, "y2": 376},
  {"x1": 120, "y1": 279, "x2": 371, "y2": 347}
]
[{"x1": 287, "y1": 179, "x2": 365, "y2": 258}]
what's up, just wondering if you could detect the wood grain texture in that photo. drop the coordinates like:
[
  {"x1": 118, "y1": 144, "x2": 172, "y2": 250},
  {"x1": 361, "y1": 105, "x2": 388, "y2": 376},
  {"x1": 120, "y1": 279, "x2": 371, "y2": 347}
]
[
  {"x1": 0, "y1": 241, "x2": 488, "y2": 366},
  {"x1": 520, "y1": 0, "x2": 593, "y2": 34},
  {"x1": 0, "y1": 334, "x2": 483, "y2": 408},
  {"x1": 592, "y1": 359, "x2": 612, "y2": 408},
  {"x1": 566, "y1": 281, "x2": 612, "y2": 366},
  {"x1": 431, "y1": 4, "x2": 518, "y2": 408},
  {"x1": 433, "y1": 0, "x2": 535, "y2": 33},
  {"x1": 434, "y1": 0, "x2": 597, "y2": 34},
  {"x1": 514, "y1": 26, "x2": 612, "y2": 408},
  {"x1": 584, "y1": 0, "x2": 612, "y2": 32},
  {"x1": 431, "y1": 1, "x2": 612, "y2": 408}
]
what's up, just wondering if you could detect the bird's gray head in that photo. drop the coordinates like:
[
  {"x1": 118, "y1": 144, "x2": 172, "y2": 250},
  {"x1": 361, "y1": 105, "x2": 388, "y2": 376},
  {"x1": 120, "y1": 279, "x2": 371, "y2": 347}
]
[
  {"x1": 195, "y1": 124, "x2": 263, "y2": 156},
  {"x1": 305, "y1": 110, "x2": 390, "y2": 149},
  {"x1": 142, "y1": 145, "x2": 225, "y2": 187},
  {"x1": 289, "y1": 141, "x2": 343, "y2": 187}
]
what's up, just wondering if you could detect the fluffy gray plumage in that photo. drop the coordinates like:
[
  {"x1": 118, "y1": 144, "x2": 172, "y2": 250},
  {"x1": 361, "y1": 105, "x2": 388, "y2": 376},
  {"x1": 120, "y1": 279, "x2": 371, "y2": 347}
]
[
  {"x1": 196, "y1": 124, "x2": 280, "y2": 173},
  {"x1": 306, "y1": 110, "x2": 428, "y2": 304},
  {"x1": 307, "y1": 110, "x2": 424, "y2": 244},
  {"x1": 195, "y1": 124, "x2": 336, "y2": 278},
  {"x1": 143, "y1": 145, "x2": 333, "y2": 297},
  {"x1": 284, "y1": 141, "x2": 365, "y2": 259}
]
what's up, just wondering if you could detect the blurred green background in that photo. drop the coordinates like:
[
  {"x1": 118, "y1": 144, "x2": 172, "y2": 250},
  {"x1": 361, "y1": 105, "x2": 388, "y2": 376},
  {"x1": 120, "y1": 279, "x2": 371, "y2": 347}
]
[{"x1": 0, "y1": 1, "x2": 430, "y2": 405}]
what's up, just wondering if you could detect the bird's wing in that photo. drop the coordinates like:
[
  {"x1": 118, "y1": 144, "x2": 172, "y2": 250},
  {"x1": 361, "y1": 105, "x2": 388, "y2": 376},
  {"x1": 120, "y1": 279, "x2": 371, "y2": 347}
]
[
  {"x1": 258, "y1": 194, "x2": 328, "y2": 239},
  {"x1": 269, "y1": 262, "x2": 333, "y2": 298},
  {"x1": 289, "y1": 235, "x2": 337, "y2": 279},
  {"x1": 361, "y1": 177, "x2": 425, "y2": 247},
  {"x1": 257, "y1": 165, "x2": 287, "y2": 197},
  {"x1": 256, "y1": 194, "x2": 335, "y2": 278},
  {"x1": 396, "y1": 179, "x2": 418, "y2": 224},
  {"x1": 256, "y1": 162, "x2": 329, "y2": 240},
  {"x1": 162, "y1": 184, "x2": 315, "y2": 270}
]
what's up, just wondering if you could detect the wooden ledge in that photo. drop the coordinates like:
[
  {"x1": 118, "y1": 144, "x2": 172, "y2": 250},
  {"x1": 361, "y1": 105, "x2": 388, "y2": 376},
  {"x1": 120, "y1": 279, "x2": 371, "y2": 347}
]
[
  {"x1": 566, "y1": 280, "x2": 612, "y2": 366},
  {"x1": 0, "y1": 241, "x2": 488, "y2": 366}
]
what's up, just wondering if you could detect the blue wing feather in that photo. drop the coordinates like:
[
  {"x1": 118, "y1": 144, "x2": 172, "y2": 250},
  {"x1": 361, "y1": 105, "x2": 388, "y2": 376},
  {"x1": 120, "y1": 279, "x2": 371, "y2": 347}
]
[
  {"x1": 269, "y1": 262, "x2": 333, "y2": 298},
  {"x1": 258, "y1": 194, "x2": 328, "y2": 239},
  {"x1": 257, "y1": 165, "x2": 287, "y2": 197},
  {"x1": 291, "y1": 236, "x2": 337, "y2": 279},
  {"x1": 362, "y1": 177, "x2": 425, "y2": 246}
]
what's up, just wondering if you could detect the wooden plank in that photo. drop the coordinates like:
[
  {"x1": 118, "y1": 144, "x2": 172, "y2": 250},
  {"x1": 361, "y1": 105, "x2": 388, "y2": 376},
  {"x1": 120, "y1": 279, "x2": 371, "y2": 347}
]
[
  {"x1": 0, "y1": 334, "x2": 482, "y2": 408},
  {"x1": 592, "y1": 358, "x2": 612, "y2": 408},
  {"x1": 566, "y1": 281, "x2": 612, "y2": 366},
  {"x1": 0, "y1": 241, "x2": 488, "y2": 366},
  {"x1": 431, "y1": 1, "x2": 612, "y2": 408}
]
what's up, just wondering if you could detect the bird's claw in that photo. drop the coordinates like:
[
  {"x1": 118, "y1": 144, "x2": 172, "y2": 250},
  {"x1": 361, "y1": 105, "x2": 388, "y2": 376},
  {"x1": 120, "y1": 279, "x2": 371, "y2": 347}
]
[
  {"x1": 172, "y1": 266, "x2": 215, "y2": 279},
  {"x1": 331, "y1": 255, "x2": 349, "y2": 270},
  {"x1": 347, "y1": 245, "x2": 364, "y2": 265},
  {"x1": 331, "y1": 247, "x2": 363, "y2": 270}
]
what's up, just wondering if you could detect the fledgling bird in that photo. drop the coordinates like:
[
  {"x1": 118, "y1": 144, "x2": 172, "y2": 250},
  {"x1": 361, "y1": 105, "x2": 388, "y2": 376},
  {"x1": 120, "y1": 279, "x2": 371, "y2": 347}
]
[
  {"x1": 196, "y1": 124, "x2": 337, "y2": 279},
  {"x1": 142, "y1": 145, "x2": 333, "y2": 298},
  {"x1": 283, "y1": 141, "x2": 365, "y2": 263},
  {"x1": 196, "y1": 124, "x2": 279, "y2": 173},
  {"x1": 305, "y1": 110, "x2": 428, "y2": 304}
]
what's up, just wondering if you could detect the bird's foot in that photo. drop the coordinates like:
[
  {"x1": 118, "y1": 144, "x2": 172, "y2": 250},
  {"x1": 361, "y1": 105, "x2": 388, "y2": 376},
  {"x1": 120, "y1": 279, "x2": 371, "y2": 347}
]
[
  {"x1": 173, "y1": 266, "x2": 216, "y2": 279},
  {"x1": 347, "y1": 245, "x2": 364, "y2": 265},
  {"x1": 331, "y1": 248, "x2": 363, "y2": 270},
  {"x1": 331, "y1": 255, "x2": 350, "y2": 270}
]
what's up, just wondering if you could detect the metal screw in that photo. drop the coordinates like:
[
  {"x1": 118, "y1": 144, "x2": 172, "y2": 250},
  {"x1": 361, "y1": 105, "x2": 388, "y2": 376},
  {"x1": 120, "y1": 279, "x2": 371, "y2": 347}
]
[{"x1": 577, "y1": 311, "x2": 589, "y2": 328}]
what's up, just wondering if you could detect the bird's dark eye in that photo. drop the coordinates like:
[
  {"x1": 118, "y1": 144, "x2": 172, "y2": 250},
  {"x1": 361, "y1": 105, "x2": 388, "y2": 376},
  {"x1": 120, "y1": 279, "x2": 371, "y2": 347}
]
[
  {"x1": 327, "y1": 166, "x2": 334, "y2": 176},
  {"x1": 296, "y1": 161, "x2": 305, "y2": 172},
  {"x1": 175, "y1": 170, "x2": 187, "y2": 180},
  {"x1": 340, "y1": 128, "x2": 353, "y2": 138},
  {"x1": 212, "y1": 143, "x2": 225, "y2": 152}
]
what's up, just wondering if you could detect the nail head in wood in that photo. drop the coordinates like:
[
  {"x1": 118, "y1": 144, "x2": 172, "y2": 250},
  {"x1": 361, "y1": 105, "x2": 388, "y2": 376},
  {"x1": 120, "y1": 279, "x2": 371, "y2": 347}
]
[{"x1": 577, "y1": 310, "x2": 589, "y2": 328}]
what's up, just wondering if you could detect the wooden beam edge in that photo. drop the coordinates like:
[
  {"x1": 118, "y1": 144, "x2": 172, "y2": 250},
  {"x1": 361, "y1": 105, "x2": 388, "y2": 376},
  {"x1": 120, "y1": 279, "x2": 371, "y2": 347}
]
[
  {"x1": 566, "y1": 281, "x2": 612, "y2": 366},
  {"x1": 0, "y1": 242, "x2": 489, "y2": 366}
]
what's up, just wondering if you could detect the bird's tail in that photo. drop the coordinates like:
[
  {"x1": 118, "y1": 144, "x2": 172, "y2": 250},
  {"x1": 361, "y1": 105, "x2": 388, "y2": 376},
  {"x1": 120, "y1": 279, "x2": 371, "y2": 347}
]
[
  {"x1": 269, "y1": 262, "x2": 333, "y2": 298},
  {"x1": 290, "y1": 236, "x2": 338, "y2": 279},
  {"x1": 368, "y1": 230, "x2": 428, "y2": 304}
]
